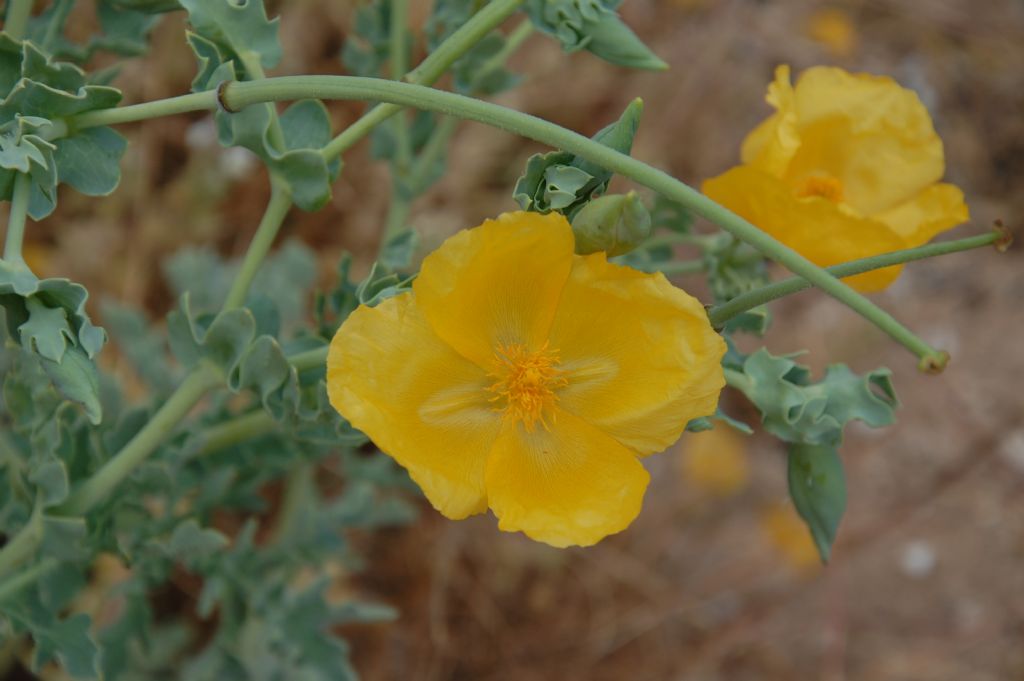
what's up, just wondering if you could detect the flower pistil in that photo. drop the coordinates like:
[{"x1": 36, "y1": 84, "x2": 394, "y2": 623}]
[{"x1": 488, "y1": 341, "x2": 568, "y2": 431}]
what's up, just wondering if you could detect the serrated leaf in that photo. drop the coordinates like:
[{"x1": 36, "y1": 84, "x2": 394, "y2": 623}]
[
  {"x1": 787, "y1": 443, "x2": 846, "y2": 563},
  {"x1": 19, "y1": 296, "x2": 75, "y2": 363},
  {"x1": 179, "y1": 0, "x2": 281, "y2": 70},
  {"x1": 525, "y1": 0, "x2": 665, "y2": 70},
  {"x1": 728, "y1": 349, "x2": 899, "y2": 446},
  {"x1": 165, "y1": 519, "x2": 229, "y2": 565},
  {"x1": 30, "y1": 612, "x2": 100, "y2": 680},
  {"x1": 513, "y1": 99, "x2": 642, "y2": 218}
]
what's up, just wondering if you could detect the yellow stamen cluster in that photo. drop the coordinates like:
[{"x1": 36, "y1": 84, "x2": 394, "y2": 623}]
[
  {"x1": 797, "y1": 174, "x2": 845, "y2": 203},
  {"x1": 488, "y1": 342, "x2": 568, "y2": 431}
]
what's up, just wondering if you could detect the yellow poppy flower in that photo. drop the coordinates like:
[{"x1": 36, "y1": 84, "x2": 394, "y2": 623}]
[
  {"x1": 703, "y1": 65, "x2": 969, "y2": 292},
  {"x1": 327, "y1": 211, "x2": 726, "y2": 547}
]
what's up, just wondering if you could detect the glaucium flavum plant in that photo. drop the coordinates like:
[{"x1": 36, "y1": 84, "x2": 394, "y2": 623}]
[{"x1": 0, "y1": 0, "x2": 1008, "y2": 678}]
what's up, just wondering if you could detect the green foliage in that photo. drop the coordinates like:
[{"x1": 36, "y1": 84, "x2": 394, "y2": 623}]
[
  {"x1": 1, "y1": 262, "x2": 106, "y2": 424},
  {"x1": 26, "y1": 0, "x2": 163, "y2": 64},
  {"x1": 514, "y1": 97, "x2": 643, "y2": 218},
  {"x1": 184, "y1": 1, "x2": 340, "y2": 210},
  {"x1": 524, "y1": 0, "x2": 666, "y2": 70},
  {"x1": 788, "y1": 443, "x2": 847, "y2": 562},
  {"x1": 0, "y1": 38, "x2": 126, "y2": 219},
  {"x1": 571, "y1": 191, "x2": 651, "y2": 256},
  {"x1": 726, "y1": 348, "x2": 899, "y2": 448}
]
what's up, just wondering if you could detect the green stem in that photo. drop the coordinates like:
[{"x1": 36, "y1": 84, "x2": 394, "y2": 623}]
[
  {"x1": 406, "y1": 115, "x2": 458, "y2": 190},
  {"x1": 269, "y1": 463, "x2": 316, "y2": 543},
  {"x1": 193, "y1": 409, "x2": 277, "y2": 458},
  {"x1": 382, "y1": 194, "x2": 411, "y2": 244},
  {"x1": 708, "y1": 231, "x2": 1003, "y2": 329},
  {"x1": 40, "y1": 0, "x2": 72, "y2": 52},
  {"x1": 643, "y1": 231, "x2": 713, "y2": 251},
  {"x1": 62, "y1": 91, "x2": 217, "y2": 131},
  {"x1": 0, "y1": 504, "x2": 41, "y2": 580},
  {"x1": 4, "y1": 0, "x2": 32, "y2": 41},
  {"x1": 320, "y1": 0, "x2": 524, "y2": 161},
  {"x1": 222, "y1": 180, "x2": 292, "y2": 309},
  {"x1": 288, "y1": 345, "x2": 329, "y2": 372},
  {"x1": 3, "y1": 173, "x2": 30, "y2": 263},
  {"x1": 0, "y1": 558, "x2": 57, "y2": 602},
  {"x1": 657, "y1": 259, "x2": 704, "y2": 276},
  {"x1": 389, "y1": 0, "x2": 412, "y2": 172},
  {"x1": 239, "y1": 53, "x2": 286, "y2": 152},
  {"x1": 55, "y1": 368, "x2": 221, "y2": 517},
  {"x1": 214, "y1": 75, "x2": 944, "y2": 367}
]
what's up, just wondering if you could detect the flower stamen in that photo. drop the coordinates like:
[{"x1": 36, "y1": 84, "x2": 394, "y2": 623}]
[
  {"x1": 488, "y1": 341, "x2": 568, "y2": 431},
  {"x1": 796, "y1": 174, "x2": 845, "y2": 203}
]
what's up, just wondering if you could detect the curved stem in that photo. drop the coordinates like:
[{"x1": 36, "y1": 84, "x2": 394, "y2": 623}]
[
  {"x1": 213, "y1": 75, "x2": 943, "y2": 367},
  {"x1": 4, "y1": 0, "x2": 33, "y2": 41},
  {"x1": 3, "y1": 173, "x2": 31, "y2": 264},
  {"x1": 55, "y1": 368, "x2": 221, "y2": 516},
  {"x1": 288, "y1": 345, "x2": 329, "y2": 372},
  {"x1": 222, "y1": 180, "x2": 293, "y2": 309},
  {"x1": 708, "y1": 230, "x2": 1003, "y2": 328},
  {"x1": 320, "y1": 0, "x2": 525, "y2": 161}
]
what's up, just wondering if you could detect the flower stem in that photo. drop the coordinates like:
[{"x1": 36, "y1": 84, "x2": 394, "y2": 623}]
[
  {"x1": 708, "y1": 230, "x2": 1003, "y2": 328},
  {"x1": 222, "y1": 180, "x2": 293, "y2": 309},
  {"x1": 62, "y1": 91, "x2": 218, "y2": 131},
  {"x1": 216, "y1": 76, "x2": 947, "y2": 368},
  {"x1": 389, "y1": 0, "x2": 412, "y2": 173},
  {"x1": 3, "y1": 173, "x2": 30, "y2": 264},
  {"x1": 0, "y1": 558, "x2": 57, "y2": 602},
  {"x1": 0, "y1": 504, "x2": 41, "y2": 580},
  {"x1": 320, "y1": 0, "x2": 524, "y2": 161},
  {"x1": 193, "y1": 409, "x2": 278, "y2": 458},
  {"x1": 658, "y1": 259, "x2": 705, "y2": 275},
  {"x1": 55, "y1": 368, "x2": 221, "y2": 517},
  {"x1": 4, "y1": 0, "x2": 33, "y2": 41}
]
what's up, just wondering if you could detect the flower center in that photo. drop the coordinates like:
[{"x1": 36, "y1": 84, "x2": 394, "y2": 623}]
[
  {"x1": 796, "y1": 175, "x2": 845, "y2": 203},
  {"x1": 488, "y1": 342, "x2": 567, "y2": 432}
]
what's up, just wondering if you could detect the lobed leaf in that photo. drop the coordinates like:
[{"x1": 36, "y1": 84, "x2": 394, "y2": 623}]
[{"x1": 787, "y1": 443, "x2": 847, "y2": 563}]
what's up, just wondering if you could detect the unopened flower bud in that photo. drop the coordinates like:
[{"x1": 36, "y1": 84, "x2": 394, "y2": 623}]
[{"x1": 571, "y1": 192, "x2": 652, "y2": 256}]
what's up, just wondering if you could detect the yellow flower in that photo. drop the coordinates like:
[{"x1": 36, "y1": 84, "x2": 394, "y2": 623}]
[
  {"x1": 327, "y1": 211, "x2": 726, "y2": 547},
  {"x1": 703, "y1": 65, "x2": 969, "y2": 292}
]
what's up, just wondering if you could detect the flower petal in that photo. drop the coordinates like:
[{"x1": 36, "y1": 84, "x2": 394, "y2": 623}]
[
  {"x1": 742, "y1": 65, "x2": 801, "y2": 176},
  {"x1": 485, "y1": 409, "x2": 650, "y2": 548},
  {"x1": 785, "y1": 66, "x2": 945, "y2": 214},
  {"x1": 548, "y1": 253, "x2": 726, "y2": 455},
  {"x1": 413, "y1": 211, "x2": 575, "y2": 368},
  {"x1": 327, "y1": 293, "x2": 501, "y2": 519},
  {"x1": 703, "y1": 165, "x2": 908, "y2": 292},
  {"x1": 875, "y1": 183, "x2": 969, "y2": 246}
]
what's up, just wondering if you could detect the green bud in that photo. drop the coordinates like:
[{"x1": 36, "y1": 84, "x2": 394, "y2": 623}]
[{"x1": 571, "y1": 191, "x2": 652, "y2": 256}]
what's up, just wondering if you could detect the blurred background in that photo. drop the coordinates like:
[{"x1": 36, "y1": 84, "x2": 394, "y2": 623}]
[{"x1": 19, "y1": 0, "x2": 1024, "y2": 678}]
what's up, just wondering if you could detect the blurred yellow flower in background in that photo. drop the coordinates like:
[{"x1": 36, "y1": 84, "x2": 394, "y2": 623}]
[
  {"x1": 761, "y1": 501, "x2": 822, "y2": 574},
  {"x1": 679, "y1": 427, "x2": 749, "y2": 497},
  {"x1": 703, "y1": 65, "x2": 969, "y2": 292},
  {"x1": 328, "y1": 212, "x2": 726, "y2": 547},
  {"x1": 806, "y1": 8, "x2": 858, "y2": 58}
]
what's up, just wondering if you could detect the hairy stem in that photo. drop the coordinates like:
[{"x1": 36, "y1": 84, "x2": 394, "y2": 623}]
[
  {"x1": 320, "y1": 0, "x2": 524, "y2": 161},
  {"x1": 213, "y1": 75, "x2": 945, "y2": 367},
  {"x1": 3, "y1": 173, "x2": 30, "y2": 264},
  {"x1": 222, "y1": 180, "x2": 293, "y2": 309},
  {"x1": 55, "y1": 368, "x2": 221, "y2": 516},
  {"x1": 708, "y1": 231, "x2": 1003, "y2": 329}
]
